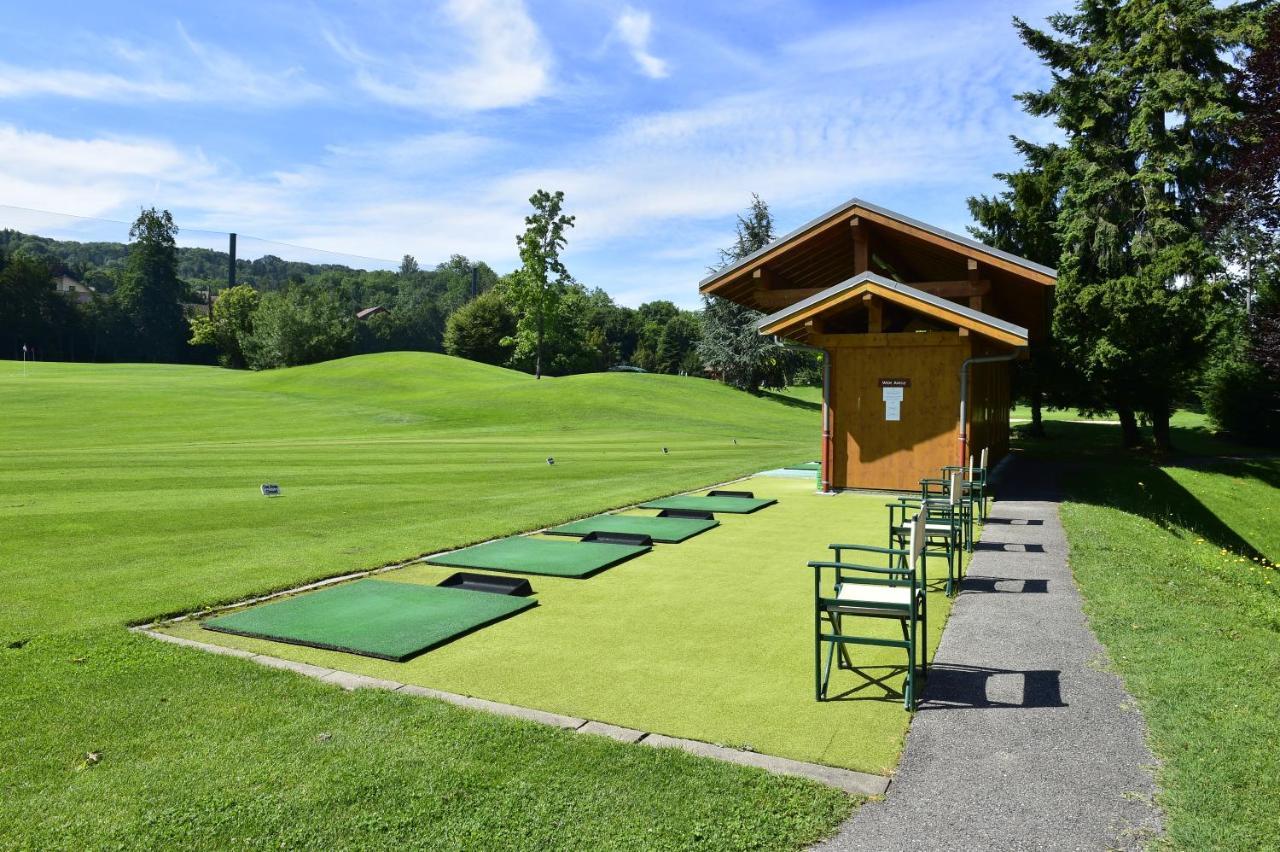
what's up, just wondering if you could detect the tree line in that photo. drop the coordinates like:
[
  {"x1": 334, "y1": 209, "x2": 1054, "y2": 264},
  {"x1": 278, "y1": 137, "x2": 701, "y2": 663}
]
[{"x1": 0, "y1": 198, "x2": 813, "y2": 389}]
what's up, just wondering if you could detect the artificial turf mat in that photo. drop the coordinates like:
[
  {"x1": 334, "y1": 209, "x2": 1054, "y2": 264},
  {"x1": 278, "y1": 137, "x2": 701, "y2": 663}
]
[
  {"x1": 202, "y1": 578, "x2": 535, "y2": 661},
  {"x1": 785, "y1": 462, "x2": 821, "y2": 471},
  {"x1": 546, "y1": 514, "x2": 718, "y2": 543},
  {"x1": 639, "y1": 494, "x2": 777, "y2": 514},
  {"x1": 425, "y1": 536, "x2": 649, "y2": 578}
]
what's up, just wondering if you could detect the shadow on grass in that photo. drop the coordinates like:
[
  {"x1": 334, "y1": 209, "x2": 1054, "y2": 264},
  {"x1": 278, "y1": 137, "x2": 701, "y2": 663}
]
[
  {"x1": 1012, "y1": 420, "x2": 1270, "y2": 560},
  {"x1": 755, "y1": 389, "x2": 822, "y2": 412}
]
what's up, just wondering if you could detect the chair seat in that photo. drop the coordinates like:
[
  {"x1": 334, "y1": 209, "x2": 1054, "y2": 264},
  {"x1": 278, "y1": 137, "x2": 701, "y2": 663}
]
[
  {"x1": 828, "y1": 582, "x2": 913, "y2": 616},
  {"x1": 894, "y1": 522, "x2": 955, "y2": 533}
]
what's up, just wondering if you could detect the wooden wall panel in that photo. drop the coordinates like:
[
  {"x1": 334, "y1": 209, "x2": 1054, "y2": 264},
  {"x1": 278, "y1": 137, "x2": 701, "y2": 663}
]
[{"x1": 828, "y1": 333, "x2": 970, "y2": 491}]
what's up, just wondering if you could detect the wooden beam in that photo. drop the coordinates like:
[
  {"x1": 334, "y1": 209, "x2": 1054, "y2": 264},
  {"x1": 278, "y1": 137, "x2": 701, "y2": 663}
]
[
  {"x1": 903, "y1": 279, "x2": 992, "y2": 298},
  {"x1": 967, "y1": 260, "x2": 984, "y2": 312},
  {"x1": 850, "y1": 217, "x2": 869, "y2": 274},
  {"x1": 752, "y1": 266, "x2": 779, "y2": 289},
  {"x1": 864, "y1": 293, "x2": 883, "y2": 333},
  {"x1": 754, "y1": 287, "x2": 826, "y2": 310}
]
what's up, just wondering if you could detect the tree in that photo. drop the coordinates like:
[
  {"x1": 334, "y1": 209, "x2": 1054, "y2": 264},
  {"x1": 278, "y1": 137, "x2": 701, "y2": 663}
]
[
  {"x1": 699, "y1": 194, "x2": 808, "y2": 390},
  {"x1": 114, "y1": 208, "x2": 187, "y2": 362},
  {"x1": 399, "y1": 254, "x2": 420, "y2": 276},
  {"x1": 967, "y1": 140, "x2": 1078, "y2": 435},
  {"x1": 188, "y1": 284, "x2": 260, "y2": 368},
  {"x1": 1014, "y1": 1, "x2": 1255, "y2": 451},
  {"x1": 244, "y1": 288, "x2": 353, "y2": 370},
  {"x1": 511, "y1": 190, "x2": 575, "y2": 379},
  {"x1": 443, "y1": 289, "x2": 516, "y2": 366},
  {"x1": 0, "y1": 251, "x2": 82, "y2": 361},
  {"x1": 656, "y1": 312, "x2": 702, "y2": 375}
]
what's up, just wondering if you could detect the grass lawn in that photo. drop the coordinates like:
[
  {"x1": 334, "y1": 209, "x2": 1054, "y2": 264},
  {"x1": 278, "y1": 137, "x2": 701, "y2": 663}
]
[
  {"x1": 1014, "y1": 417, "x2": 1280, "y2": 849},
  {"x1": 0, "y1": 353, "x2": 855, "y2": 850},
  {"x1": 165, "y1": 474, "x2": 960, "y2": 775}
]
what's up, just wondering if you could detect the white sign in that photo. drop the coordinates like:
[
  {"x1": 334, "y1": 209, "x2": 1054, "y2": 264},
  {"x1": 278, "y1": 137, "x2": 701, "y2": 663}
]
[{"x1": 882, "y1": 386, "x2": 903, "y2": 421}]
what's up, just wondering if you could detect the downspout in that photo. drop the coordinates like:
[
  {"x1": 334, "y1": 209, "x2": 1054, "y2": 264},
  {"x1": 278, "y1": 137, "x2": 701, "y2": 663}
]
[
  {"x1": 958, "y1": 351, "x2": 1020, "y2": 467},
  {"x1": 775, "y1": 337, "x2": 831, "y2": 492}
]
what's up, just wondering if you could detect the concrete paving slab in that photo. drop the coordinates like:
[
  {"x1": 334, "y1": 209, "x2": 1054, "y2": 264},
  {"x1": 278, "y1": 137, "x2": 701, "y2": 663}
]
[
  {"x1": 320, "y1": 670, "x2": 403, "y2": 692},
  {"x1": 249, "y1": 654, "x2": 335, "y2": 679},
  {"x1": 816, "y1": 458, "x2": 1163, "y2": 851},
  {"x1": 577, "y1": 721, "x2": 646, "y2": 743},
  {"x1": 395, "y1": 683, "x2": 586, "y2": 730}
]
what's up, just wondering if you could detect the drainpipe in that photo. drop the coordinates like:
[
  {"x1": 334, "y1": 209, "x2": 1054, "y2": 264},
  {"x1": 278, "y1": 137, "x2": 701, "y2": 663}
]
[
  {"x1": 775, "y1": 337, "x2": 831, "y2": 492},
  {"x1": 958, "y1": 351, "x2": 1020, "y2": 467}
]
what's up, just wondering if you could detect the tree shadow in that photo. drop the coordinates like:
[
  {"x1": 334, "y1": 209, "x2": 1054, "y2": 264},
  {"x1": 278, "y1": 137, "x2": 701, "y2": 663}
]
[{"x1": 755, "y1": 389, "x2": 821, "y2": 412}]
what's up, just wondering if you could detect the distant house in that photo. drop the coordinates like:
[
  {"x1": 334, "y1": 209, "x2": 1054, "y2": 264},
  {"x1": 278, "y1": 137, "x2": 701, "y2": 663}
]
[
  {"x1": 53, "y1": 274, "x2": 96, "y2": 304},
  {"x1": 356, "y1": 306, "x2": 388, "y2": 320}
]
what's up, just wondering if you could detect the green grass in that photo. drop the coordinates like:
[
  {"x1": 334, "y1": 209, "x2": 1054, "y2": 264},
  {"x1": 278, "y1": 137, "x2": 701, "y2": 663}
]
[
  {"x1": 0, "y1": 354, "x2": 851, "y2": 850},
  {"x1": 1013, "y1": 418, "x2": 1280, "y2": 849},
  {"x1": 167, "y1": 476, "x2": 959, "y2": 775}
]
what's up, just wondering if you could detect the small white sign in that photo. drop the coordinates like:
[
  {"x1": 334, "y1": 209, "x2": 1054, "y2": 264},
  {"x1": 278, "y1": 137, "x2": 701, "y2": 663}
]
[
  {"x1": 885, "y1": 399, "x2": 901, "y2": 421},
  {"x1": 882, "y1": 387, "x2": 904, "y2": 403}
]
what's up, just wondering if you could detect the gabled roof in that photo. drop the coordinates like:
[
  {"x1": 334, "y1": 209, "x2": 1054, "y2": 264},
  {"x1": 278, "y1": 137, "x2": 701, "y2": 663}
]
[
  {"x1": 756, "y1": 272, "x2": 1029, "y2": 347},
  {"x1": 700, "y1": 197, "x2": 1056, "y2": 293}
]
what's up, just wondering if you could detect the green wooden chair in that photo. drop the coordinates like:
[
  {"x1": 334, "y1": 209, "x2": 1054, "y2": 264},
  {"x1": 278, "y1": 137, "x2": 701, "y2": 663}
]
[
  {"x1": 943, "y1": 447, "x2": 989, "y2": 521},
  {"x1": 888, "y1": 472, "x2": 965, "y2": 595},
  {"x1": 809, "y1": 514, "x2": 928, "y2": 709},
  {"x1": 920, "y1": 468, "x2": 974, "y2": 553}
]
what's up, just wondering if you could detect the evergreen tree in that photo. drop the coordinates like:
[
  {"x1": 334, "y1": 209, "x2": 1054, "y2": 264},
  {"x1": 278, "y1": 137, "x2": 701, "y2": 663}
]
[
  {"x1": 1014, "y1": 0, "x2": 1255, "y2": 450},
  {"x1": 699, "y1": 194, "x2": 806, "y2": 391},
  {"x1": 114, "y1": 208, "x2": 186, "y2": 362},
  {"x1": 511, "y1": 190, "x2": 575, "y2": 379}
]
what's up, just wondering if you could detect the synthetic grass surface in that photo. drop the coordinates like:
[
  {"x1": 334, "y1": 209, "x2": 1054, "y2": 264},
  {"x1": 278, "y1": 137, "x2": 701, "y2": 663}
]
[
  {"x1": 546, "y1": 513, "x2": 718, "y2": 543},
  {"x1": 0, "y1": 354, "x2": 850, "y2": 850},
  {"x1": 203, "y1": 578, "x2": 536, "y2": 661},
  {"x1": 172, "y1": 476, "x2": 961, "y2": 775},
  {"x1": 1016, "y1": 418, "x2": 1280, "y2": 849},
  {"x1": 639, "y1": 494, "x2": 777, "y2": 513},
  {"x1": 425, "y1": 536, "x2": 649, "y2": 577}
]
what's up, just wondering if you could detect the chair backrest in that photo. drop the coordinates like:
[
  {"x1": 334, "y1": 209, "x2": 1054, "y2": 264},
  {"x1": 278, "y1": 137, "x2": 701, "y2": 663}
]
[
  {"x1": 968, "y1": 454, "x2": 975, "y2": 480},
  {"x1": 949, "y1": 469, "x2": 961, "y2": 506},
  {"x1": 980, "y1": 447, "x2": 988, "y2": 470},
  {"x1": 908, "y1": 512, "x2": 924, "y2": 573}
]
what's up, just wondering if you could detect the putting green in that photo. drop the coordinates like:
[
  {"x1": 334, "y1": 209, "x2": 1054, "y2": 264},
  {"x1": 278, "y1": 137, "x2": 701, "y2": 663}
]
[
  {"x1": 639, "y1": 495, "x2": 776, "y2": 514},
  {"x1": 425, "y1": 536, "x2": 649, "y2": 578},
  {"x1": 785, "y1": 462, "x2": 821, "y2": 471},
  {"x1": 203, "y1": 578, "x2": 535, "y2": 661},
  {"x1": 546, "y1": 514, "x2": 718, "y2": 543}
]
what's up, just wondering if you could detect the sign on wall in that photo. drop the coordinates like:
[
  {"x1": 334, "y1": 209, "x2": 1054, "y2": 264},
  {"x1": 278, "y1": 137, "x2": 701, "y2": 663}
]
[{"x1": 879, "y1": 378, "x2": 910, "y2": 422}]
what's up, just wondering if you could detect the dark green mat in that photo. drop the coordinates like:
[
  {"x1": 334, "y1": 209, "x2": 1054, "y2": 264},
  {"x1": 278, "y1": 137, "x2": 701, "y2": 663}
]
[
  {"x1": 785, "y1": 462, "x2": 821, "y2": 471},
  {"x1": 546, "y1": 514, "x2": 718, "y2": 544},
  {"x1": 425, "y1": 536, "x2": 649, "y2": 578},
  {"x1": 638, "y1": 495, "x2": 777, "y2": 514},
  {"x1": 202, "y1": 578, "x2": 534, "y2": 662}
]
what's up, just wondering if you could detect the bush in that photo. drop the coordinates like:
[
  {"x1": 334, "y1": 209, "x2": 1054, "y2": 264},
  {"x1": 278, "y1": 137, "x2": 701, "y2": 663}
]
[
  {"x1": 443, "y1": 291, "x2": 516, "y2": 366},
  {"x1": 1201, "y1": 353, "x2": 1280, "y2": 446}
]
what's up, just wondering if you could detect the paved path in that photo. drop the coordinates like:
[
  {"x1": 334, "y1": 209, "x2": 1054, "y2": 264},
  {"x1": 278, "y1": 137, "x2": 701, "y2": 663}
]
[{"x1": 817, "y1": 459, "x2": 1163, "y2": 851}]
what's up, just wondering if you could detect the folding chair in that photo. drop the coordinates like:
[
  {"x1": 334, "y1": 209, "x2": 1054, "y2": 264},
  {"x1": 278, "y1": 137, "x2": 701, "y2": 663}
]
[
  {"x1": 943, "y1": 447, "x2": 989, "y2": 521},
  {"x1": 810, "y1": 515, "x2": 928, "y2": 709},
  {"x1": 920, "y1": 468, "x2": 974, "y2": 553},
  {"x1": 888, "y1": 472, "x2": 964, "y2": 595}
]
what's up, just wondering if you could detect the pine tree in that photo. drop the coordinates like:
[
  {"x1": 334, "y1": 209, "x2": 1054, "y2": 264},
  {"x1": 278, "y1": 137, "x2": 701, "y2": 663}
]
[
  {"x1": 699, "y1": 194, "x2": 806, "y2": 391},
  {"x1": 1014, "y1": 0, "x2": 1255, "y2": 450}
]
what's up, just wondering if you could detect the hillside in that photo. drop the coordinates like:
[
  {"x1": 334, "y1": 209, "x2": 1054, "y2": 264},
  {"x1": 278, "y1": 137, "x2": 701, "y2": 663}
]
[{"x1": 0, "y1": 352, "x2": 819, "y2": 634}]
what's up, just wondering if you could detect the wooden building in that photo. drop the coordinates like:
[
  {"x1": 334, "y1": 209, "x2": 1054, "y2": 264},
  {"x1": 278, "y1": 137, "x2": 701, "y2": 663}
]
[{"x1": 698, "y1": 199, "x2": 1056, "y2": 491}]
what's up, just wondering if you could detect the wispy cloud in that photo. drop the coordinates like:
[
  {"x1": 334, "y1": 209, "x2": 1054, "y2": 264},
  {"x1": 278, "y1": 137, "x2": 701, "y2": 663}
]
[
  {"x1": 0, "y1": 24, "x2": 323, "y2": 106},
  {"x1": 328, "y1": 0, "x2": 553, "y2": 112},
  {"x1": 613, "y1": 7, "x2": 668, "y2": 79}
]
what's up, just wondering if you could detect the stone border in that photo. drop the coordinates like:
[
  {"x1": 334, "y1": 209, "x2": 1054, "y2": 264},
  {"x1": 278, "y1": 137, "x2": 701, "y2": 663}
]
[{"x1": 133, "y1": 626, "x2": 888, "y2": 797}]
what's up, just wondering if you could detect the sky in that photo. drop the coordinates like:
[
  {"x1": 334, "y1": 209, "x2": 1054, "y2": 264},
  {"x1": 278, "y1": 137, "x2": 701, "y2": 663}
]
[{"x1": 0, "y1": 0, "x2": 1063, "y2": 307}]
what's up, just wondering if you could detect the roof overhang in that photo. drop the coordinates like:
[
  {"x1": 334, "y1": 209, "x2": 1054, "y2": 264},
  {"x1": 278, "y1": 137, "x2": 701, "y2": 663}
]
[
  {"x1": 756, "y1": 272, "x2": 1029, "y2": 348},
  {"x1": 700, "y1": 197, "x2": 1057, "y2": 297}
]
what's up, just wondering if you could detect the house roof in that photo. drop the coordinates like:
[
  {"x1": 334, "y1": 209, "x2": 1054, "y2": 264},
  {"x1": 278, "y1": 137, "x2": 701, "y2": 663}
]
[
  {"x1": 699, "y1": 197, "x2": 1057, "y2": 294},
  {"x1": 756, "y1": 271, "x2": 1029, "y2": 348},
  {"x1": 355, "y1": 306, "x2": 387, "y2": 320}
]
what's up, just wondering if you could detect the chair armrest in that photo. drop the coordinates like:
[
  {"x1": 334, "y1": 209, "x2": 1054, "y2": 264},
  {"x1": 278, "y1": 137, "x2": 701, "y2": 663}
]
[
  {"x1": 829, "y1": 543, "x2": 908, "y2": 556},
  {"x1": 808, "y1": 560, "x2": 912, "y2": 577}
]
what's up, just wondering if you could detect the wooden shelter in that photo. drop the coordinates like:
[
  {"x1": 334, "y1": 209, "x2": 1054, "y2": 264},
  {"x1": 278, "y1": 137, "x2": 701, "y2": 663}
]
[{"x1": 699, "y1": 198, "x2": 1056, "y2": 491}]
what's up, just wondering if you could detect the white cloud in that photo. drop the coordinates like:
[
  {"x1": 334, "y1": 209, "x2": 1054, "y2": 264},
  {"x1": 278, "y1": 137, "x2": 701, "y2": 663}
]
[
  {"x1": 614, "y1": 7, "x2": 669, "y2": 79},
  {"x1": 0, "y1": 26, "x2": 323, "y2": 106},
  {"x1": 331, "y1": 0, "x2": 553, "y2": 112}
]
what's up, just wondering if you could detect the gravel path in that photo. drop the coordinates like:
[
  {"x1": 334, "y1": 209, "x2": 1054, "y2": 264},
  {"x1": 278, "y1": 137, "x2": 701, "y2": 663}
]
[{"x1": 817, "y1": 459, "x2": 1163, "y2": 851}]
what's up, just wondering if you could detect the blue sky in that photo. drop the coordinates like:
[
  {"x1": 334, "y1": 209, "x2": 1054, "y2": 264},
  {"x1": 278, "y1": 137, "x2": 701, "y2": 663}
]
[{"x1": 0, "y1": 0, "x2": 1062, "y2": 307}]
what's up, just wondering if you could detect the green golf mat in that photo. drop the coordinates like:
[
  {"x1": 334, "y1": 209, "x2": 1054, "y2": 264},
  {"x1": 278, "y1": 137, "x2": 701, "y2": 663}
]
[
  {"x1": 425, "y1": 536, "x2": 649, "y2": 578},
  {"x1": 546, "y1": 513, "x2": 718, "y2": 544},
  {"x1": 639, "y1": 495, "x2": 777, "y2": 514},
  {"x1": 202, "y1": 578, "x2": 534, "y2": 662},
  {"x1": 785, "y1": 462, "x2": 821, "y2": 471}
]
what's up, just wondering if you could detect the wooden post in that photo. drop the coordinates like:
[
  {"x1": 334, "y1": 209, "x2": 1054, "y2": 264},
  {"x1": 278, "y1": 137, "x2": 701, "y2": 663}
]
[
  {"x1": 967, "y1": 258, "x2": 983, "y2": 312},
  {"x1": 850, "y1": 217, "x2": 869, "y2": 274},
  {"x1": 863, "y1": 293, "x2": 882, "y2": 333}
]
